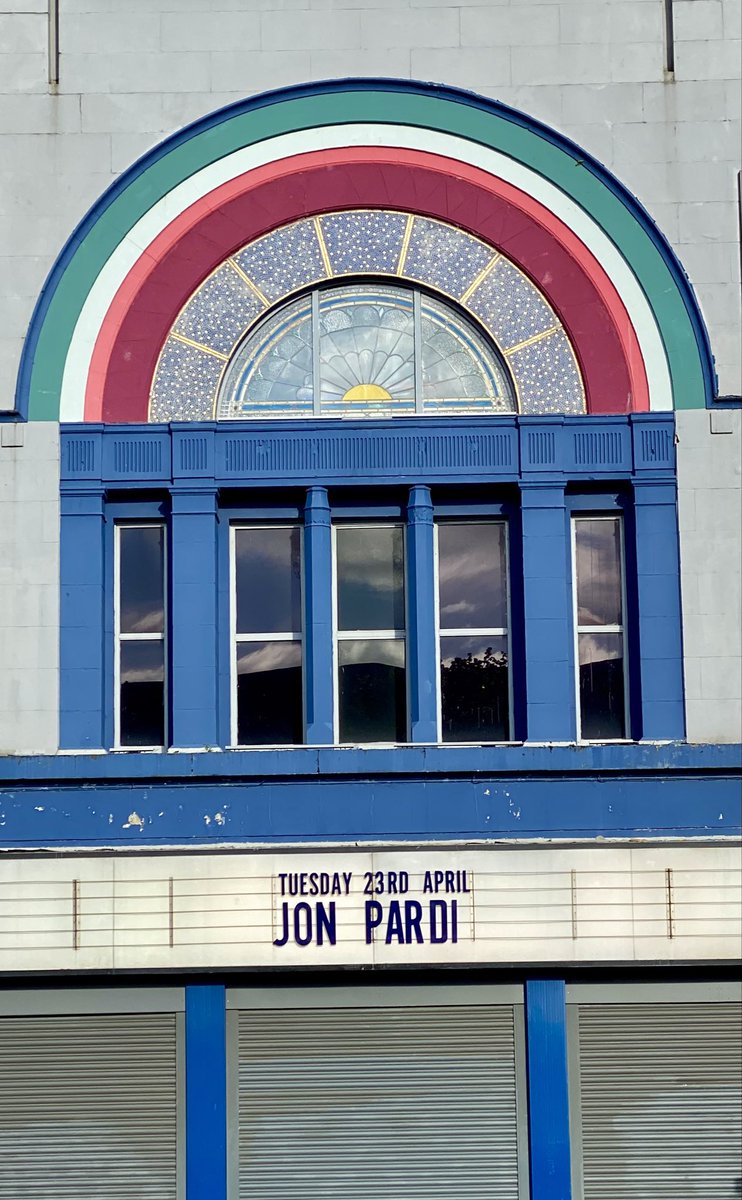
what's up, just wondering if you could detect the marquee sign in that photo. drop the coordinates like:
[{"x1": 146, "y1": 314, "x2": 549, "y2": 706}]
[{"x1": 1, "y1": 843, "x2": 739, "y2": 973}]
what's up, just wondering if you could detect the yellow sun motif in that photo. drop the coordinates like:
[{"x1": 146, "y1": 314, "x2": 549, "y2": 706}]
[{"x1": 342, "y1": 383, "x2": 393, "y2": 403}]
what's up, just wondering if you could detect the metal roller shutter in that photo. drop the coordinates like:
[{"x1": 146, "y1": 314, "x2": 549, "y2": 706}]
[
  {"x1": 575, "y1": 1001, "x2": 742, "y2": 1199},
  {"x1": 0, "y1": 1013, "x2": 179, "y2": 1199},
  {"x1": 236, "y1": 1002, "x2": 524, "y2": 1200}
]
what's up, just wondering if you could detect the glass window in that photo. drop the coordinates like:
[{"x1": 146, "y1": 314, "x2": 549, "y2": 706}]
[
  {"x1": 233, "y1": 526, "x2": 303, "y2": 746},
  {"x1": 573, "y1": 516, "x2": 627, "y2": 740},
  {"x1": 335, "y1": 526, "x2": 406, "y2": 743},
  {"x1": 437, "y1": 523, "x2": 510, "y2": 742},
  {"x1": 116, "y1": 525, "x2": 166, "y2": 748},
  {"x1": 218, "y1": 283, "x2": 515, "y2": 420}
]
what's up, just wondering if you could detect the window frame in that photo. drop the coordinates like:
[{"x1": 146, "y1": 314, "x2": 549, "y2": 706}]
[
  {"x1": 570, "y1": 512, "x2": 630, "y2": 743},
  {"x1": 229, "y1": 521, "x2": 305, "y2": 749},
  {"x1": 434, "y1": 518, "x2": 514, "y2": 745},
  {"x1": 113, "y1": 520, "x2": 168, "y2": 751},
  {"x1": 331, "y1": 521, "x2": 409, "y2": 746}
]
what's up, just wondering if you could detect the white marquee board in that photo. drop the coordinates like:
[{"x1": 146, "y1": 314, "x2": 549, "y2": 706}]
[{"x1": 1, "y1": 843, "x2": 739, "y2": 973}]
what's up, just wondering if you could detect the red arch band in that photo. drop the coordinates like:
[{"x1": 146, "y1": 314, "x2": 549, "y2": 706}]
[{"x1": 88, "y1": 147, "x2": 649, "y2": 422}]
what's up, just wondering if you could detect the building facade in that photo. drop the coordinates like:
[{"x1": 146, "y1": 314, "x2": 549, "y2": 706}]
[{"x1": 0, "y1": 5, "x2": 741, "y2": 1199}]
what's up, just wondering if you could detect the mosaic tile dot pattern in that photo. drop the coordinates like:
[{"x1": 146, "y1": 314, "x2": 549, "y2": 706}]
[
  {"x1": 507, "y1": 330, "x2": 584, "y2": 415},
  {"x1": 320, "y1": 211, "x2": 408, "y2": 277},
  {"x1": 173, "y1": 263, "x2": 264, "y2": 357},
  {"x1": 403, "y1": 216, "x2": 494, "y2": 300},
  {"x1": 150, "y1": 337, "x2": 225, "y2": 422},
  {"x1": 150, "y1": 210, "x2": 587, "y2": 421},
  {"x1": 234, "y1": 222, "x2": 327, "y2": 304},
  {"x1": 468, "y1": 258, "x2": 556, "y2": 351}
]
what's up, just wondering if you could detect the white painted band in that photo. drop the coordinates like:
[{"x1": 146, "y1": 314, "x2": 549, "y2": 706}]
[{"x1": 60, "y1": 124, "x2": 672, "y2": 420}]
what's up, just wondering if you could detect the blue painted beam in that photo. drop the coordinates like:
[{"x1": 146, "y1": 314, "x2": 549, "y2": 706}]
[
  {"x1": 171, "y1": 488, "x2": 219, "y2": 748},
  {"x1": 526, "y1": 980, "x2": 572, "y2": 1200},
  {"x1": 304, "y1": 487, "x2": 334, "y2": 744},
  {"x1": 185, "y1": 985, "x2": 227, "y2": 1200},
  {"x1": 633, "y1": 480, "x2": 685, "y2": 740},
  {"x1": 520, "y1": 482, "x2": 576, "y2": 741},
  {"x1": 407, "y1": 485, "x2": 438, "y2": 743},
  {"x1": 0, "y1": 751, "x2": 739, "y2": 847},
  {"x1": 59, "y1": 491, "x2": 106, "y2": 750}
]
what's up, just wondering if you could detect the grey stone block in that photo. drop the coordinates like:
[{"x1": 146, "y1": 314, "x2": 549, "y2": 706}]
[
  {"x1": 462, "y1": 5, "x2": 558, "y2": 45},
  {"x1": 209, "y1": 50, "x2": 311, "y2": 94},
  {"x1": 411, "y1": 46, "x2": 511, "y2": 88},
  {"x1": 161, "y1": 10, "x2": 261, "y2": 51},
  {"x1": 261, "y1": 9, "x2": 360, "y2": 49},
  {"x1": 674, "y1": 0, "x2": 724, "y2": 41}
]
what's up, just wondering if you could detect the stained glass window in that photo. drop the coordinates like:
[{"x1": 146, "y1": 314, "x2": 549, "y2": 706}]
[
  {"x1": 218, "y1": 284, "x2": 514, "y2": 420},
  {"x1": 150, "y1": 209, "x2": 586, "y2": 422}
]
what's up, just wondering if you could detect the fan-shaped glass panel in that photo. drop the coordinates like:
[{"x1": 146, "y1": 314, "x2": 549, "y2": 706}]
[{"x1": 218, "y1": 283, "x2": 515, "y2": 420}]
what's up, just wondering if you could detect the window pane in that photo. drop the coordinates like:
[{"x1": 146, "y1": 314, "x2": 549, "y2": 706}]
[
  {"x1": 575, "y1": 518, "x2": 623, "y2": 627},
  {"x1": 579, "y1": 632, "x2": 626, "y2": 740},
  {"x1": 421, "y1": 293, "x2": 514, "y2": 415},
  {"x1": 440, "y1": 635, "x2": 509, "y2": 742},
  {"x1": 119, "y1": 526, "x2": 164, "y2": 635},
  {"x1": 237, "y1": 641, "x2": 303, "y2": 746},
  {"x1": 120, "y1": 641, "x2": 165, "y2": 747},
  {"x1": 338, "y1": 640, "x2": 406, "y2": 743},
  {"x1": 319, "y1": 286, "x2": 415, "y2": 417},
  {"x1": 235, "y1": 527, "x2": 302, "y2": 635},
  {"x1": 336, "y1": 527, "x2": 405, "y2": 632},
  {"x1": 438, "y1": 524, "x2": 508, "y2": 630}
]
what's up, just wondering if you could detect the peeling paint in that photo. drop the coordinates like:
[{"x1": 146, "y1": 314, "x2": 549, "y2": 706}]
[
  {"x1": 34, "y1": 806, "x2": 44, "y2": 812},
  {"x1": 214, "y1": 812, "x2": 225, "y2": 826},
  {"x1": 122, "y1": 811, "x2": 144, "y2": 830}
]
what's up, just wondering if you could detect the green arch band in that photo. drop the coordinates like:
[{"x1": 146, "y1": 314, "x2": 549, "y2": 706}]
[{"x1": 25, "y1": 85, "x2": 712, "y2": 420}]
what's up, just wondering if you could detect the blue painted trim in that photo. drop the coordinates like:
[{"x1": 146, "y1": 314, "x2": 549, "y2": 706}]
[
  {"x1": 407, "y1": 486, "x2": 438, "y2": 743},
  {"x1": 59, "y1": 491, "x2": 106, "y2": 750},
  {"x1": 304, "y1": 488, "x2": 334, "y2": 744},
  {"x1": 521, "y1": 483, "x2": 576, "y2": 741},
  {"x1": 171, "y1": 489, "x2": 219, "y2": 748},
  {"x1": 2, "y1": 740, "x2": 738, "y2": 781},
  {"x1": 16, "y1": 78, "x2": 716, "y2": 417},
  {"x1": 632, "y1": 481, "x2": 685, "y2": 740},
  {"x1": 60, "y1": 415, "x2": 676, "y2": 489},
  {"x1": 185, "y1": 985, "x2": 227, "y2": 1200},
  {"x1": 525, "y1": 981, "x2": 572, "y2": 1200},
  {"x1": 708, "y1": 395, "x2": 742, "y2": 409},
  {"x1": 1, "y1": 746, "x2": 739, "y2": 848}
]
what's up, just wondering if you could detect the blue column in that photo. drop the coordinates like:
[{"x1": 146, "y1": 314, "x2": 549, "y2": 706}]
[
  {"x1": 525, "y1": 980, "x2": 572, "y2": 1200},
  {"x1": 60, "y1": 490, "x2": 106, "y2": 749},
  {"x1": 304, "y1": 487, "x2": 334, "y2": 744},
  {"x1": 407, "y1": 485, "x2": 438, "y2": 743},
  {"x1": 633, "y1": 480, "x2": 685, "y2": 739},
  {"x1": 170, "y1": 488, "x2": 219, "y2": 748},
  {"x1": 185, "y1": 984, "x2": 227, "y2": 1200},
  {"x1": 520, "y1": 484, "x2": 576, "y2": 741}
]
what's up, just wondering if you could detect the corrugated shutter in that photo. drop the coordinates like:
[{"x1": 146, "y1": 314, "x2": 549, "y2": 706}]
[
  {"x1": 0, "y1": 1013, "x2": 178, "y2": 1199},
  {"x1": 236, "y1": 1002, "x2": 522, "y2": 1199},
  {"x1": 575, "y1": 1001, "x2": 742, "y2": 1199}
]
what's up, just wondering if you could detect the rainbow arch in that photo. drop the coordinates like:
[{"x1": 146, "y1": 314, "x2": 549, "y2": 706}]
[{"x1": 16, "y1": 79, "x2": 716, "y2": 422}]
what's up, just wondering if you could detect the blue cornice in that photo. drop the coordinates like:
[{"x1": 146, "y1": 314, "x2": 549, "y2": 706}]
[{"x1": 60, "y1": 413, "x2": 676, "y2": 492}]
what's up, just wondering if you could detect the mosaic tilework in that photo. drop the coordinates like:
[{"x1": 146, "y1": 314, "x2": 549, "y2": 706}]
[
  {"x1": 150, "y1": 210, "x2": 587, "y2": 421},
  {"x1": 508, "y1": 330, "x2": 585, "y2": 415},
  {"x1": 320, "y1": 211, "x2": 407, "y2": 277},
  {"x1": 173, "y1": 263, "x2": 264, "y2": 357},
  {"x1": 150, "y1": 337, "x2": 225, "y2": 422},
  {"x1": 234, "y1": 222, "x2": 327, "y2": 304},
  {"x1": 468, "y1": 258, "x2": 556, "y2": 351},
  {"x1": 402, "y1": 217, "x2": 494, "y2": 300}
]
